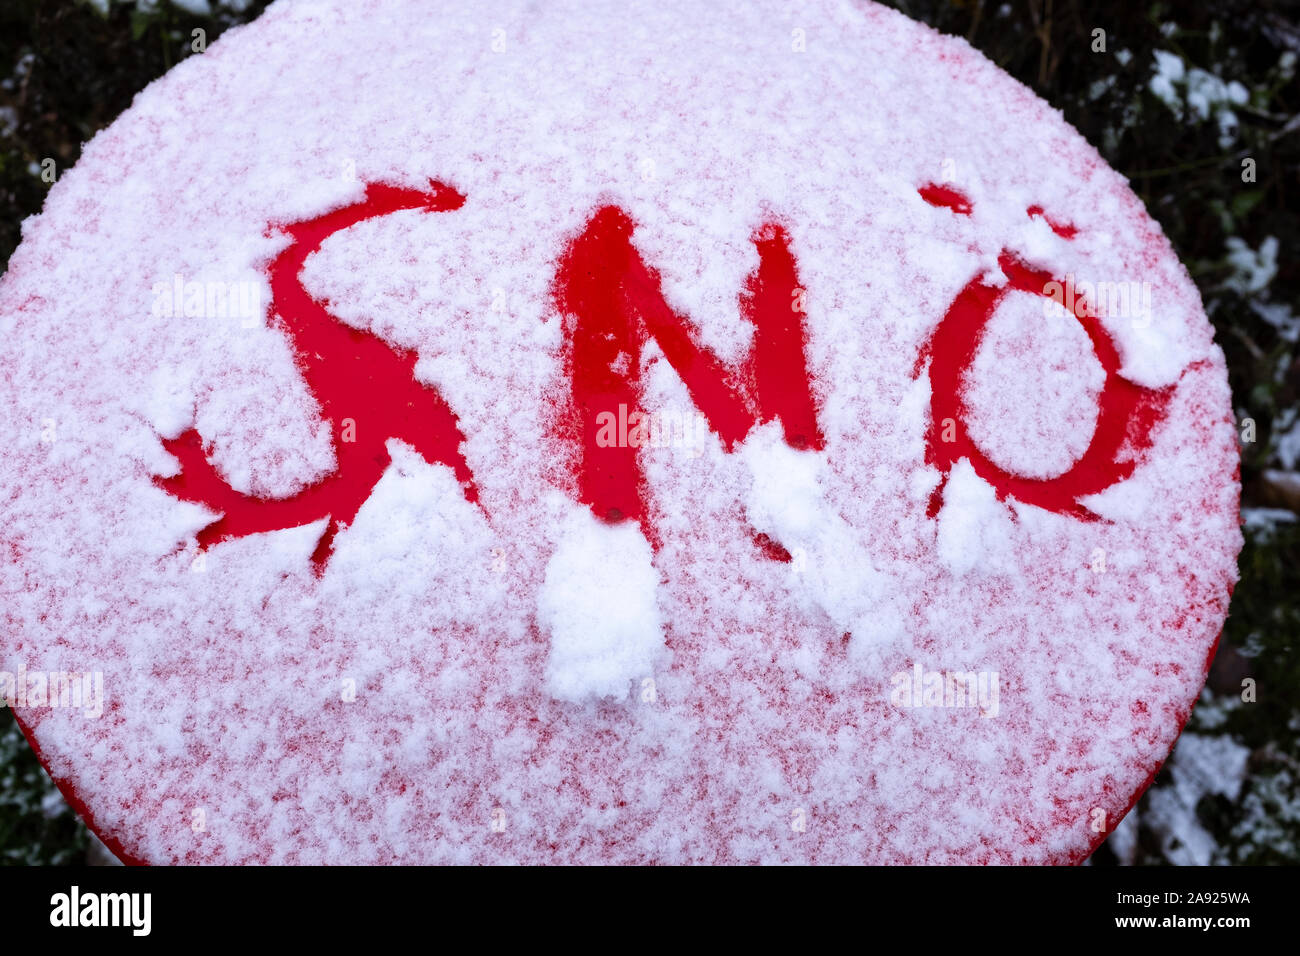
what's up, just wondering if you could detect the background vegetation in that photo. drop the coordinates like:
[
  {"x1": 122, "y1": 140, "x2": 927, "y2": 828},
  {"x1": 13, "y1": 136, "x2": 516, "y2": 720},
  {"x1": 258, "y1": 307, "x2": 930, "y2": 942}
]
[{"x1": 0, "y1": 0, "x2": 1296, "y2": 864}]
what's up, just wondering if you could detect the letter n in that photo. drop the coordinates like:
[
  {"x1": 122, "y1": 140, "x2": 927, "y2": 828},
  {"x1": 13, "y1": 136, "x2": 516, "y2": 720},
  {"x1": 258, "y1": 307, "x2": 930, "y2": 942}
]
[{"x1": 552, "y1": 207, "x2": 822, "y2": 529}]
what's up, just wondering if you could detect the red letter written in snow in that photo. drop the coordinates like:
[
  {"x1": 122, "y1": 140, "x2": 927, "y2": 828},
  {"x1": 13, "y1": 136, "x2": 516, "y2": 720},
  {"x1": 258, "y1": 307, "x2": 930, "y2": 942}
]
[
  {"x1": 552, "y1": 207, "x2": 823, "y2": 536},
  {"x1": 156, "y1": 182, "x2": 477, "y2": 570}
]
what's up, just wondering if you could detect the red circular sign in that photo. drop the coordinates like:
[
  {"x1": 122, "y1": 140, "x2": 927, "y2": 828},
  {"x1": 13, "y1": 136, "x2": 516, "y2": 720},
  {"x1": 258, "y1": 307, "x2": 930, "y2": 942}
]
[{"x1": 0, "y1": 1, "x2": 1240, "y2": 863}]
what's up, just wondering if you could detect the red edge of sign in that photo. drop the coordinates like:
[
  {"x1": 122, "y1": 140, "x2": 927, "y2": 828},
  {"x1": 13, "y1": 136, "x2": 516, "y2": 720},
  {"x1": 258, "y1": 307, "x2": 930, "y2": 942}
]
[{"x1": 12, "y1": 620, "x2": 1230, "y2": 867}]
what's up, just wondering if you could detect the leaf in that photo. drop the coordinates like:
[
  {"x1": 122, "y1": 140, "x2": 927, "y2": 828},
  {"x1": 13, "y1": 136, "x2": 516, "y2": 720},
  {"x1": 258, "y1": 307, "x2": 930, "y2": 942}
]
[{"x1": 1231, "y1": 190, "x2": 1265, "y2": 220}]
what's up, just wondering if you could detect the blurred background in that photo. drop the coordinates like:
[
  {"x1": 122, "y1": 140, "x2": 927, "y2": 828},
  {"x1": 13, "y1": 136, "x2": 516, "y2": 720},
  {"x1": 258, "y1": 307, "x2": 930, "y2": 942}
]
[{"x1": 0, "y1": 0, "x2": 1296, "y2": 865}]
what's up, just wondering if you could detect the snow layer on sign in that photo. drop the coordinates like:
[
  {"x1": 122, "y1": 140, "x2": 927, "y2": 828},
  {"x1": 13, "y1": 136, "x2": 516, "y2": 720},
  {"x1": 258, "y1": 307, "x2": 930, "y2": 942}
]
[
  {"x1": 0, "y1": 0, "x2": 1240, "y2": 864},
  {"x1": 962, "y1": 291, "x2": 1105, "y2": 480},
  {"x1": 935, "y1": 458, "x2": 1016, "y2": 576},
  {"x1": 740, "y1": 424, "x2": 902, "y2": 661},
  {"x1": 539, "y1": 505, "x2": 665, "y2": 702}
]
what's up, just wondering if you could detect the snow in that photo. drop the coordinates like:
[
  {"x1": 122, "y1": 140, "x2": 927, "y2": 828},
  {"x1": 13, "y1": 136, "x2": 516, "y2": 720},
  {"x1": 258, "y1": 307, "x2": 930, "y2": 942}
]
[
  {"x1": 1107, "y1": 805, "x2": 1140, "y2": 864},
  {"x1": 1272, "y1": 405, "x2": 1300, "y2": 469},
  {"x1": 1222, "y1": 236, "x2": 1279, "y2": 296},
  {"x1": 1231, "y1": 769, "x2": 1300, "y2": 861},
  {"x1": 1242, "y1": 507, "x2": 1297, "y2": 535},
  {"x1": 87, "y1": 0, "x2": 253, "y2": 14},
  {"x1": 740, "y1": 424, "x2": 902, "y2": 663},
  {"x1": 1253, "y1": 300, "x2": 1300, "y2": 346},
  {"x1": 935, "y1": 458, "x2": 1015, "y2": 575},
  {"x1": 1150, "y1": 50, "x2": 1251, "y2": 149},
  {"x1": 1150, "y1": 50, "x2": 1187, "y2": 106},
  {"x1": 962, "y1": 290, "x2": 1105, "y2": 479},
  {"x1": 1145, "y1": 731, "x2": 1250, "y2": 865},
  {"x1": 538, "y1": 505, "x2": 665, "y2": 703},
  {"x1": 0, "y1": 0, "x2": 1240, "y2": 864}
]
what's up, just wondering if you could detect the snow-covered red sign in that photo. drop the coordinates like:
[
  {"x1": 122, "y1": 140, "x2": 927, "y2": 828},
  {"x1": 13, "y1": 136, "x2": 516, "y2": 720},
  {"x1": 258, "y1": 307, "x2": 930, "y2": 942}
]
[{"x1": 0, "y1": 0, "x2": 1241, "y2": 864}]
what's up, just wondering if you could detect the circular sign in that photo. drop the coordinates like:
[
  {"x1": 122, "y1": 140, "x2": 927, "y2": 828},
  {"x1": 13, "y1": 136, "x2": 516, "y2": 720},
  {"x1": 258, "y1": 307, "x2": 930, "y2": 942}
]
[{"x1": 0, "y1": 0, "x2": 1241, "y2": 864}]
